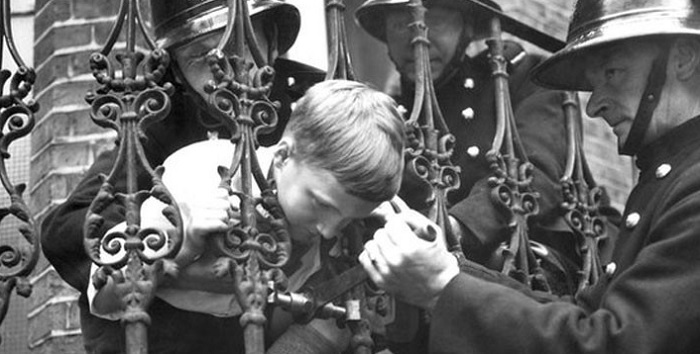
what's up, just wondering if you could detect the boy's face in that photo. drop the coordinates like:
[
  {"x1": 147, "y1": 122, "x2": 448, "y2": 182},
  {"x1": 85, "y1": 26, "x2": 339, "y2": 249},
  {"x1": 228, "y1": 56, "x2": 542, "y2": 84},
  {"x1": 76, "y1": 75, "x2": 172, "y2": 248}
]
[{"x1": 274, "y1": 149, "x2": 382, "y2": 243}]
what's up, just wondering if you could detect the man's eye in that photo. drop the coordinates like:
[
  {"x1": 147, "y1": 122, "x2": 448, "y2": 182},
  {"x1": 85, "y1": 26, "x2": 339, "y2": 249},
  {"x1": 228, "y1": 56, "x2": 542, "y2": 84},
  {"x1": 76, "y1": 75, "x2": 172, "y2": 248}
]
[
  {"x1": 425, "y1": 16, "x2": 445, "y2": 32},
  {"x1": 387, "y1": 21, "x2": 410, "y2": 34},
  {"x1": 192, "y1": 50, "x2": 210, "y2": 60}
]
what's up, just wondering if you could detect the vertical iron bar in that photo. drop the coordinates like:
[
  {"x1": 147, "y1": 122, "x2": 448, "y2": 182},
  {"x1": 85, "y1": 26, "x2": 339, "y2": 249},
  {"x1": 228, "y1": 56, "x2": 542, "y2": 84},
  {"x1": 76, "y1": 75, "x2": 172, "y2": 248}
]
[
  {"x1": 325, "y1": 0, "x2": 355, "y2": 80},
  {"x1": 404, "y1": 0, "x2": 461, "y2": 251},
  {"x1": 202, "y1": 2, "x2": 292, "y2": 353},
  {"x1": 0, "y1": 0, "x2": 41, "y2": 342},
  {"x1": 560, "y1": 91, "x2": 606, "y2": 294},
  {"x1": 486, "y1": 15, "x2": 549, "y2": 292},
  {"x1": 83, "y1": 0, "x2": 182, "y2": 353},
  {"x1": 322, "y1": 2, "x2": 376, "y2": 352}
]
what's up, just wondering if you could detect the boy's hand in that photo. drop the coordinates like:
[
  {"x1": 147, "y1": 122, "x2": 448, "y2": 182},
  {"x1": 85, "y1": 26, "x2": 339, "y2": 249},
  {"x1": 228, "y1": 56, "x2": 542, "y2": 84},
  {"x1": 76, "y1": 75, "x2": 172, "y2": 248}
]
[
  {"x1": 360, "y1": 197, "x2": 459, "y2": 311},
  {"x1": 175, "y1": 188, "x2": 235, "y2": 267}
]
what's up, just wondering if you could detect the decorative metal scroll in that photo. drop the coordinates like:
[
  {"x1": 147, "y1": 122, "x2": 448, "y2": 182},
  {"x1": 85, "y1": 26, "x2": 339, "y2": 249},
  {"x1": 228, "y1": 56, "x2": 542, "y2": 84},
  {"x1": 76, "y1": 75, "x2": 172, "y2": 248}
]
[
  {"x1": 559, "y1": 92, "x2": 607, "y2": 294},
  {"x1": 202, "y1": 0, "x2": 291, "y2": 353},
  {"x1": 0, "y1": 0, "x2": 40, "y2": 342},
  {"x1": 485, "y1": 18, "x2": 550, "y2": 292},
  {"x1": 82, "y1": 0, "x2": 182, "y2": 352},
  {"x1": 402, "y1": 0, "x2": 462, "y2": 251}
]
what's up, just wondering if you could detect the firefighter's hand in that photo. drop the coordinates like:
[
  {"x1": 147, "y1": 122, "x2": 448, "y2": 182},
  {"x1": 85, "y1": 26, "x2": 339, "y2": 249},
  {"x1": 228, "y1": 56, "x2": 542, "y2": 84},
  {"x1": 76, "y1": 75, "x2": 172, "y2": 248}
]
[{"x1": 360, "y1": 197, "x2": 459, "y2": 310}]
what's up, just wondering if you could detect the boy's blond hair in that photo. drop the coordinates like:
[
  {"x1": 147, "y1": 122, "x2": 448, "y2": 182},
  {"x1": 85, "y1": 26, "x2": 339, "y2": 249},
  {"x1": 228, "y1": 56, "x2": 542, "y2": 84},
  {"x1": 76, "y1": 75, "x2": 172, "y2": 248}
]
[{"x1": 283, "y1": 79, "x2": 405, "y2": 202}]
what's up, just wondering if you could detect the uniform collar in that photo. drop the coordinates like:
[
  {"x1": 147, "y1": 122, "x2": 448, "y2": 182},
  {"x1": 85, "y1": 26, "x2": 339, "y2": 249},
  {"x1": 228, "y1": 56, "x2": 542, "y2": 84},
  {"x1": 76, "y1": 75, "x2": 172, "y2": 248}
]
[{"x1": 635, "y1": 115, "x2": 700, "y2": 172}]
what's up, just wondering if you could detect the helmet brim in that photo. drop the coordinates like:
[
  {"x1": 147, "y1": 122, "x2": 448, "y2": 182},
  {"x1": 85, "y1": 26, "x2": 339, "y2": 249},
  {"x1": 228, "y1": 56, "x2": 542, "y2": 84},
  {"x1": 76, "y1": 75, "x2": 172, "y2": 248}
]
[
  {"x1": 533, "y1": 7, "x2": 700, "y2": 91},
  {"x1": 251, "y1": 1, "x2": 300, "y2": 55},
  {"x1": 355, "y1": 0, "x2": 564, "y2": 52}
]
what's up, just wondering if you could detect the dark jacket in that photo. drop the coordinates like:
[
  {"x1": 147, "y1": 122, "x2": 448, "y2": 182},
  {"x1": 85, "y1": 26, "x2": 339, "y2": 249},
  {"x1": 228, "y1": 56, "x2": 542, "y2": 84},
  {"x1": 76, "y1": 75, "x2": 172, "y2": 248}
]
[
  {"x1": 430, "y1": 116, "x2": 700, "y2": 353},
  {"x1": 384, "y1": 42, "x2": 579, "y2": 354}
]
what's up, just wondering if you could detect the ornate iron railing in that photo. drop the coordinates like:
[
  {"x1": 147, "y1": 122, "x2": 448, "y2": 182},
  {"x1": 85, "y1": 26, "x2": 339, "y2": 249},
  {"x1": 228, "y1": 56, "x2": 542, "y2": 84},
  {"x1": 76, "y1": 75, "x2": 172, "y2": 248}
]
[
  {"x1": 402, "y1": 0, "x2": 462, "y2": 251},
  {"x1": 82, "y1": 0, "x2": 182, "y2": 353},
  {"x1": 71, "y1": 0, "x2": 610, "y2": 353},
  {"x1": 399, "y1": 1, "x2": 609, "y2": 296},
  {"x1": 200, "y1": 1, "x2": 291, "y2": 353},
  {"x1": 560, "y1": 91, "x2": 607, "y2": 294},
  {"x1": 0, "y1": 0, "x2": 40, "y2": 344},
  {"x1": 484, "y1": 17, "x2": 551, "y2": 291},
  {"x1": 473, "y1": 10, "x2": 610, "y2": 295}
]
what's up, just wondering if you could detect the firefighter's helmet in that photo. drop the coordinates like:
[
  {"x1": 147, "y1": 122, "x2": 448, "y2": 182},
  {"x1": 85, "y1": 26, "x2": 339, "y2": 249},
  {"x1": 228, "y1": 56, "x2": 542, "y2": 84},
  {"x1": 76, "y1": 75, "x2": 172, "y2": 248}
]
[
  {"x1": 533, "y1": 0, "x2": 700, "y2": 91},
  {"x1": 150, "y1": 0, "x2": 300, "y2": 53}
]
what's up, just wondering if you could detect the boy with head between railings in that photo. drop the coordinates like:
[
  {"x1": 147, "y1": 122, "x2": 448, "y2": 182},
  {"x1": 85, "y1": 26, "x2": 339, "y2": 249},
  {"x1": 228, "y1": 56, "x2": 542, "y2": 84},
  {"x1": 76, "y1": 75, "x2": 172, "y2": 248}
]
[{"x1": 91, "y1": 79, "x2": 406, "y2": 352}]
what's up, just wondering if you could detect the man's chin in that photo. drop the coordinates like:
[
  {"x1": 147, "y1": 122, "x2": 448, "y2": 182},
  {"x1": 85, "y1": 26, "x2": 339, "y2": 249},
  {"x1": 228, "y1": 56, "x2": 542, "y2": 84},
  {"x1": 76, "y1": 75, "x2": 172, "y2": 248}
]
[{"x1": 399, "y1": 66, "x2": 444, "y2": 83}]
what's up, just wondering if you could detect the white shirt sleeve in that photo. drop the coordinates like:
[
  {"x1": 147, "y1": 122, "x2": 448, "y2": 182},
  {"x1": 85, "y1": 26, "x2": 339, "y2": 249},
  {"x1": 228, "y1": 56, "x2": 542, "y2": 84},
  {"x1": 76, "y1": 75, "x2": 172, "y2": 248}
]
[{"x1": 87, "y1": 141, "x2": 323, "y2": 319}]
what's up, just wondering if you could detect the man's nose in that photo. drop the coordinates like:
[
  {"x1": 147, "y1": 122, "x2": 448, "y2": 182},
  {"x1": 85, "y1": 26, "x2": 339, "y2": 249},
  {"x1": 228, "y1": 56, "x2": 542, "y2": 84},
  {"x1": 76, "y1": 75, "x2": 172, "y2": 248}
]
[{"x1": 585, "y1": 90, "x2": 609, "y2": 118}]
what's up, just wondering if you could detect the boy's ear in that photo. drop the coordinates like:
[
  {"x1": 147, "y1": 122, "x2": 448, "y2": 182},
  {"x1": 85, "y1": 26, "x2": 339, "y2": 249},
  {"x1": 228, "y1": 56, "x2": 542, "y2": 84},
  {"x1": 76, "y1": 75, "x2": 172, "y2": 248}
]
[{"x1": 273, "y1": 138, "x2": 293, "y2": 167}]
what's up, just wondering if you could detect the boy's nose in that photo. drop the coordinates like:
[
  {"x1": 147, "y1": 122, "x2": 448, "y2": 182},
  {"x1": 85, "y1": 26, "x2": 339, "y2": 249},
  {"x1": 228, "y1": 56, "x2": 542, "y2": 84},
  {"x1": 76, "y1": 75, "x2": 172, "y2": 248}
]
[
  {"x1": 316, "y1": 224, "x2": 335, "y2": 239},
  {"x1": 316, "y1": 219, "x2": 347, "y2": 239}
]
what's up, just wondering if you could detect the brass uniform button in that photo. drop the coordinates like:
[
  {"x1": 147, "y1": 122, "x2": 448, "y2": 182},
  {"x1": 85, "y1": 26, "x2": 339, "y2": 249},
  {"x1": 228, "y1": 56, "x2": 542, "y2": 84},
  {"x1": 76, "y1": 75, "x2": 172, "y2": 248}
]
[
  {"x1": 655, "y1": 163, "x2": 671, "y2": 179},
  {"x1": 462, "y1": 107, "x2": 475, "y2": 120},
  {"x1": 625, "y1": 212, "x2": 640, "y2": 229}
]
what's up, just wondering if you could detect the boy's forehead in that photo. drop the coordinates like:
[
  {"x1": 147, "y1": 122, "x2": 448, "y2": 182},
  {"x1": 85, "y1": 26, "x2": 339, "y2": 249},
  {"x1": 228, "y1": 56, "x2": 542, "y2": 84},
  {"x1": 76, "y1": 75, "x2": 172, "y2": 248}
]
[{"x1": 298, "y1": 163, "x2": 379, "y2": 216}]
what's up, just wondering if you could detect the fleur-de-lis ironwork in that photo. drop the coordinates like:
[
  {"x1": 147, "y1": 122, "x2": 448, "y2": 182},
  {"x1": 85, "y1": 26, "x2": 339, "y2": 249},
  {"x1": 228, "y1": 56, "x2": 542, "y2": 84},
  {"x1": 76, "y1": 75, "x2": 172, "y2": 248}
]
[
  {"x1": 82, "y1": 0, "x2": 182, "y2": 352},
  {"x1": 325, "y1": 0, "x2": 355, "y2": 81},
  {"x1": 323, "y1": 1, "x2": 377, "y2": 352},
  {"x1": 559, "y1": 91, "x2": 607, "y2": 294},
  {"x1": 403, "y1": 0, "x2": 461, "y2": 251},
  {"x1": 200, "y1": 0, "x2": 291, "y2": 352},
  {"x1": 385, "y1": 1, "x2": 466, "y2": 348},
  {"x1": 0, "y1": 0, "x2": 40, "y2": 343},
  {"x1": 485, "y1": 18, "x2": 550, "y2": 292}
]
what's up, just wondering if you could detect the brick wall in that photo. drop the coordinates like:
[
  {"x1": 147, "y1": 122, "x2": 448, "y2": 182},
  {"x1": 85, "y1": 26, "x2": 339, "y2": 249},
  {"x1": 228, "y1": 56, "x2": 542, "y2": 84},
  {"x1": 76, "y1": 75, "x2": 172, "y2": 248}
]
[{"x1": 29, "y1": 0, "x2": 121, "y2": 352}]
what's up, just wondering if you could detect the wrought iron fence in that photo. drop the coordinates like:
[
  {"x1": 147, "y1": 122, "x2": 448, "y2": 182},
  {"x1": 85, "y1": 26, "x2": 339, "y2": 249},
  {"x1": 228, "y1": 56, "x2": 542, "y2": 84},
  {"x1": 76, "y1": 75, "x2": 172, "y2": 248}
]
[{"x1": 0, "y1": 0, "x2": 614, "y2": 353}]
